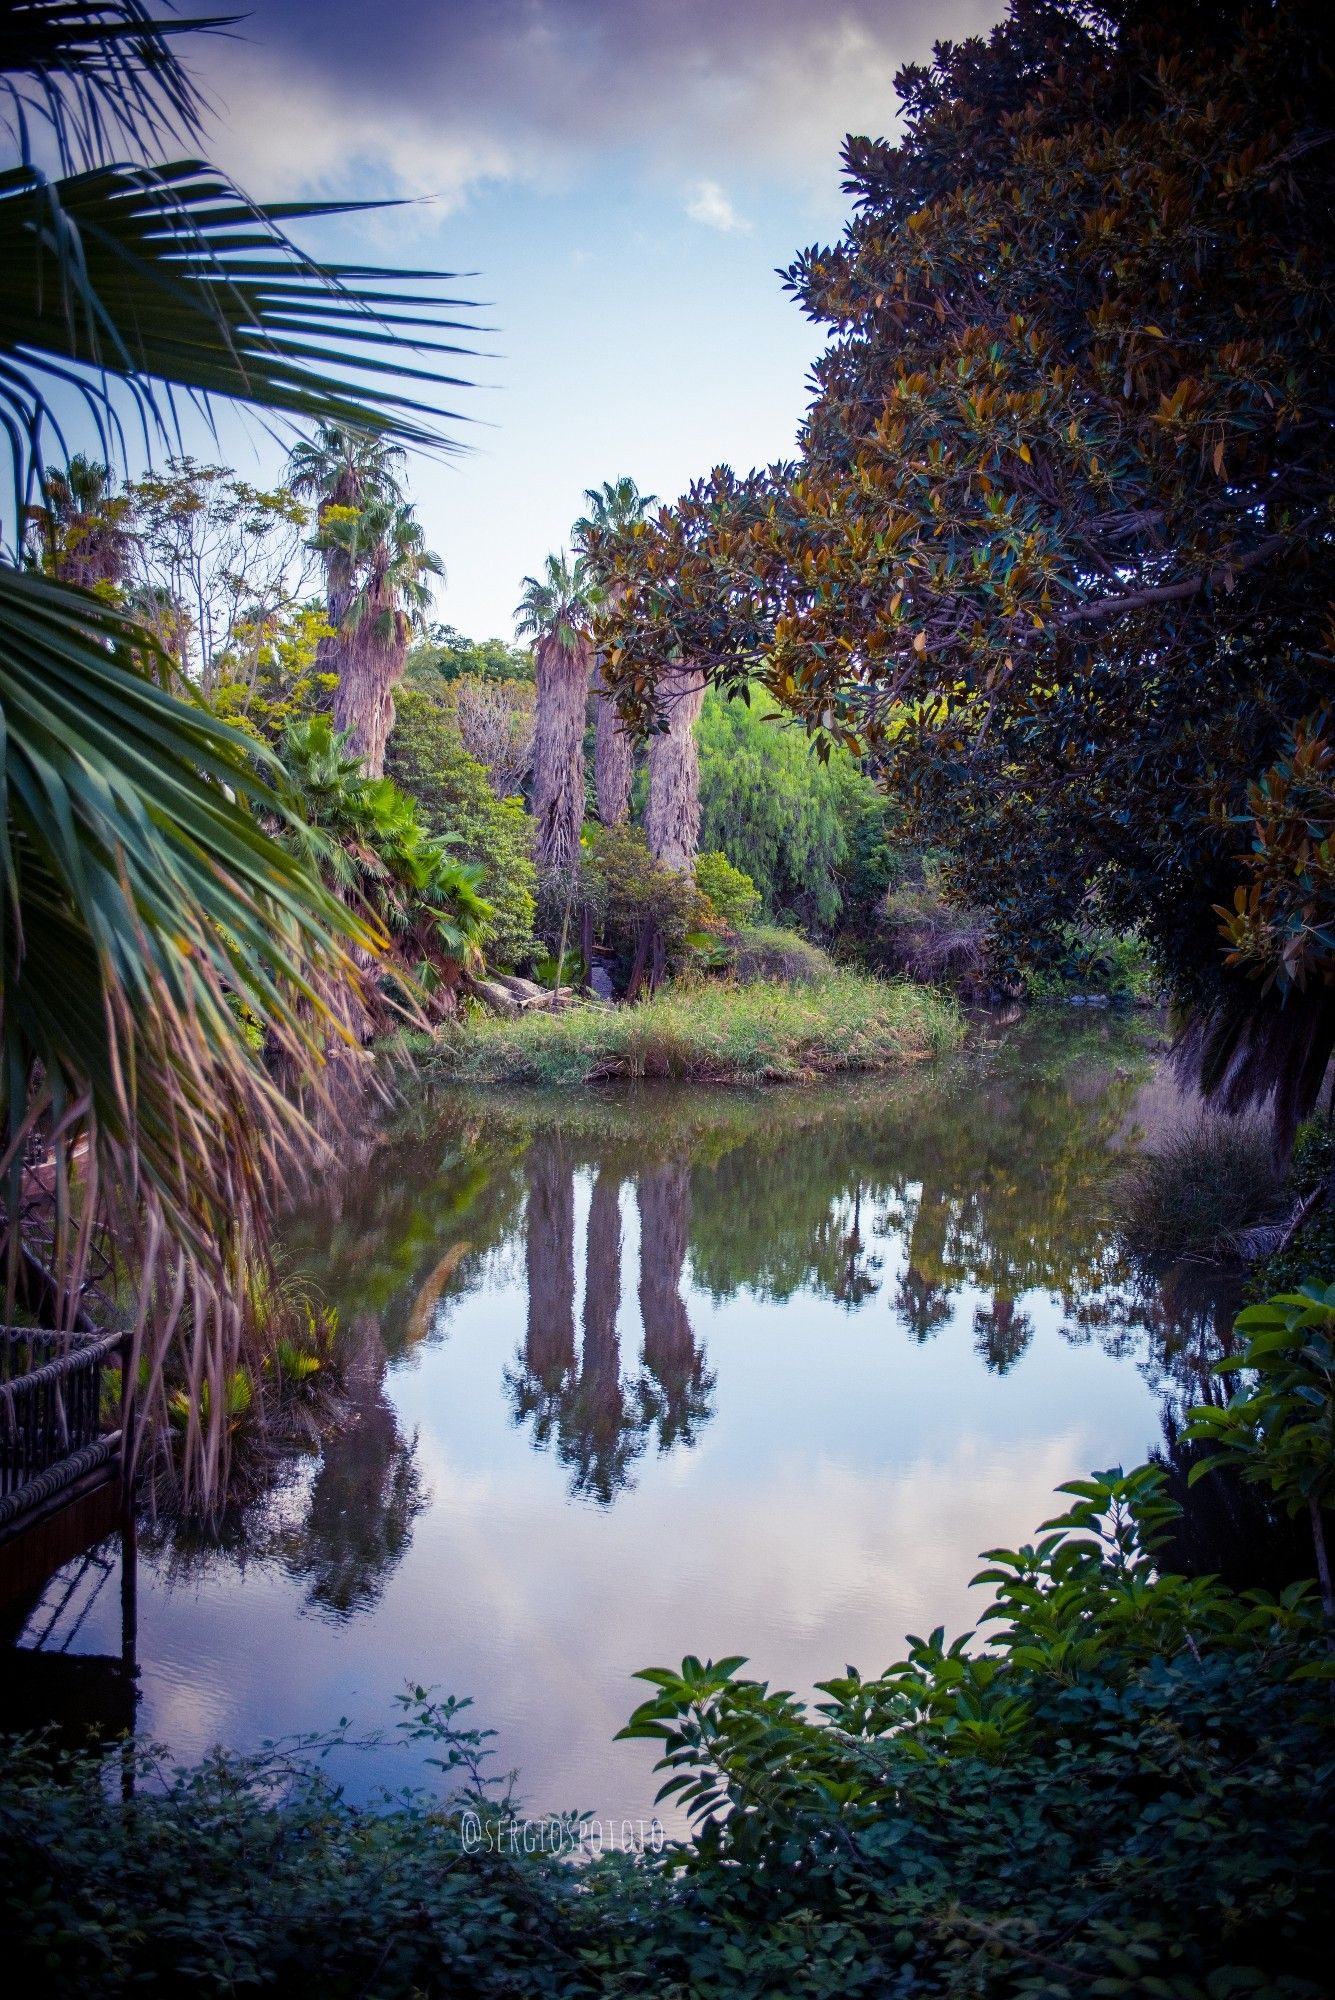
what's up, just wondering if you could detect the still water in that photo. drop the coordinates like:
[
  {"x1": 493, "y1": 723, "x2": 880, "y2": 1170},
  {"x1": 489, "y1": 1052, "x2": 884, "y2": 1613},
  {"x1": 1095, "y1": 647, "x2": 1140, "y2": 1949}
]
[{"x1": 10, "y1": 1015, "x2": 1234, "y2": 1823}]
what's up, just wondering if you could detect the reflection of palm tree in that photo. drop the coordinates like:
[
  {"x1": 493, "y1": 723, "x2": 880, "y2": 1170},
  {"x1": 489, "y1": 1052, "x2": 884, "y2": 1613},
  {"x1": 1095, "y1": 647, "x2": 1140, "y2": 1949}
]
[
  {"x1": 558, "y1": 1172, "x2": 645, "y2": 1503},
  {"x1": 637, "y1": 1162, "x2": 714, "y2": 1449},
  {"x1": 281, "y1": 1313, "x2": 424, "y2": 1620},
  {"x1": 511, "y1": 1135, "x2": 578, "y2": 1443},
  {"x1": 833, "y1": 1181, "x2": 881, "y2": 1307},
  {"x1": 972, "y1": 1293, "x2": 1034, "y2": 1374}
]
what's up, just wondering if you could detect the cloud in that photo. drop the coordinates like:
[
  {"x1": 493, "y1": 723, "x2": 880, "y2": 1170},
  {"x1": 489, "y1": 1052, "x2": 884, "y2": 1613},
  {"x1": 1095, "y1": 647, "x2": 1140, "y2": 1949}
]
[
  {"x1": 685, "y1": 178, "x2": 749, "y2": 233},
  {"x1": 194, "y1": 0, "x2": 1004, "y2": 209}
]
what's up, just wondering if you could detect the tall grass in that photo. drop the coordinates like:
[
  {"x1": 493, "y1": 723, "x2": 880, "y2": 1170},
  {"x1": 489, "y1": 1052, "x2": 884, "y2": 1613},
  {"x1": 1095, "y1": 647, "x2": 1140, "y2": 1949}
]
[
  {"x1": 427, "y1": 973, "x2": 963, "y2": 1086},
  {"x1": 1115, "y1": 1114, "x2": 1282, "y2": 1258}
]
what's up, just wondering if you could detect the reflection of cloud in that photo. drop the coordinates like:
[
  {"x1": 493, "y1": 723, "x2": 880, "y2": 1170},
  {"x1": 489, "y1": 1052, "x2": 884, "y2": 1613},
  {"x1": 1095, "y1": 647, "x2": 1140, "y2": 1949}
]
[
  {"x1": 685, "y1": 180, "x2": 748, "y2": 233},
  {"x1": 195, "y1": 0, "x2": 1002, "y2": 203}
]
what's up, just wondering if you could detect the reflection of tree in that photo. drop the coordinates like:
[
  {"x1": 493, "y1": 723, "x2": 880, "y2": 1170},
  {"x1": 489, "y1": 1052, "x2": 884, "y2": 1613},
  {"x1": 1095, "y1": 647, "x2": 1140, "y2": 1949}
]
[
  {"x1": 637, "y1": 1162, "x2": 714, "y2": 1451},
  {"x1": 559, "y1": 1172, "x2": 644, "y2": 1504},
  {"x1": 511, "y1": 1134, "x2": 577, "y2": 1444},
  {"x1": 972, "y1": 1294, "x2": 1033, "y2": 1374},
  {"x1": 280, "y1": 1313, "x2": 425, "y2": 1620}
]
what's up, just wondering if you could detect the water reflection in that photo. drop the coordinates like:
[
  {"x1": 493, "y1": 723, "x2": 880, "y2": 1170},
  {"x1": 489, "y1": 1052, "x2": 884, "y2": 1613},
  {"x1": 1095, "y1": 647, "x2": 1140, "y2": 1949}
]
[
  {"x1": 9, "y1": 1015, "x2": 1266, "y2": 1817},
  {"x1": 275, "y1": 1014, "x2": 1242, "y2": 1516}
]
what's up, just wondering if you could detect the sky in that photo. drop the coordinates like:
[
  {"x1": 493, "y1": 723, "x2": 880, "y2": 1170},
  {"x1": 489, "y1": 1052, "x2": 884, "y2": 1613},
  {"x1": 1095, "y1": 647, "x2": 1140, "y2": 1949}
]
[{"x1": 162, "y1": 2, "x2": 1002, "y2": 638}]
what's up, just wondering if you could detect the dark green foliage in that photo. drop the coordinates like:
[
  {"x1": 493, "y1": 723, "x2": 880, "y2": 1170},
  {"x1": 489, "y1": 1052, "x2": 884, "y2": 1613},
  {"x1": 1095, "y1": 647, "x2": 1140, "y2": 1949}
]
[
  {"x1": 3, "y1": 1446, "x2": 1331, "y2": 1996},
  {"x1": 387, "y1": 686, "x2": 537, "y2": 969},
  {"x1": 574, "y1": 823, "x2": 709, "y2": 986}
]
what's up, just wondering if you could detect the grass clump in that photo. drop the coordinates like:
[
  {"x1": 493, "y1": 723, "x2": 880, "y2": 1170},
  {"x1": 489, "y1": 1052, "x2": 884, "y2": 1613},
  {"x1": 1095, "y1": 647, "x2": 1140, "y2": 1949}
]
[
  {"x1": 1116, "y1": 1113, "x2": 1282, "y2": 1258},
  {"x1": 730, "y1": 925, "x2": 833, "y2": 984},
  {"x1": 430, "y1": 972, "x2": 962, "y2": 1086}
]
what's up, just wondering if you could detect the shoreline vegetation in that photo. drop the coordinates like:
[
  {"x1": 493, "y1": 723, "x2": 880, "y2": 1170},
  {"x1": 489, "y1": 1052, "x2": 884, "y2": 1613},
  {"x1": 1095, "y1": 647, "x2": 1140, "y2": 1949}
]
[{"x1": 413, "y1": 972, "x2": 964, "y2": 1086}]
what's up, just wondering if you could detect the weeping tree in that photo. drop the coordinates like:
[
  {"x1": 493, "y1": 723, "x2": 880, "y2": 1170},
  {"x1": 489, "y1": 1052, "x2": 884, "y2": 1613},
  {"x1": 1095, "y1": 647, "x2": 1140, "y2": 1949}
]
[
  {"x1": 574, "y1": 476, "x2": 656, "y2": 826},
  {"x1": 0, "y1": 3, "x2": 476, "y2": 1502},
  {"x1": 312, "y1": 495, "x2": 442, "y2": 777},
  {"x1": 514, "y1": 552, "x2": 597, "y2": 873}
]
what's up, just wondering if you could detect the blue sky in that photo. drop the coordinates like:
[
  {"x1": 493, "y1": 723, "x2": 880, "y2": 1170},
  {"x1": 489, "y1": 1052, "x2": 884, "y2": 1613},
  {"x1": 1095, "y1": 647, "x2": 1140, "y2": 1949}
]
[{"x1": 114, "y1": 2, "x2": 1007, "y2": 637}]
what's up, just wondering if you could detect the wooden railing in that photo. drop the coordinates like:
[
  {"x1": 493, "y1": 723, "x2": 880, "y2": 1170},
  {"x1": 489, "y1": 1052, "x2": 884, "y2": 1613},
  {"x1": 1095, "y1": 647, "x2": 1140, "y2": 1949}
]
[{"x1": 0, "y1": 1327, "x2": 126, "y2": 1533}]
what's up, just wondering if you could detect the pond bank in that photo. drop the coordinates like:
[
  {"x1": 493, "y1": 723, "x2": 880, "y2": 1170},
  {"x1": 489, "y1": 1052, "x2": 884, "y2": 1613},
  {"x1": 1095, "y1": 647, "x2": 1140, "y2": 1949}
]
[{"x1": 413, "y1": 971, "x2": 963, "y2": 1085}]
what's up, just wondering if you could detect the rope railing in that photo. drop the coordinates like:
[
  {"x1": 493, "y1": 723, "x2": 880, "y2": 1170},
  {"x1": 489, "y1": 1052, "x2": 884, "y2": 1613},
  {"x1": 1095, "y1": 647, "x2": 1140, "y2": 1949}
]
[{"x1": 0, "y1": 1328, "x2": 127, "y2": 1519}]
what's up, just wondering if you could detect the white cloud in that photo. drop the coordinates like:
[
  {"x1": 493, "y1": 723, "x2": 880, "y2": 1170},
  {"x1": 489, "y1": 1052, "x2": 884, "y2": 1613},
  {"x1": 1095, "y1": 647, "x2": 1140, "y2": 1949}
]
[{"x1": 685, "y1": 178, "x2": 749, "y2": 233}]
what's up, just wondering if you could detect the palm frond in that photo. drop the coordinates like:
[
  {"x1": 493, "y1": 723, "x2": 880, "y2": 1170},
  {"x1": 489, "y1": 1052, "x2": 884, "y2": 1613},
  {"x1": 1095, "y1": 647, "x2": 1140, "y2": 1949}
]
[
  {"x1": 0, "y1": 566, "x2": 378, "y2": 1496},
  {"x1": 0, "y1": 1, "x2": 223, "y2": 171},
  {"x1": 0, "y1": 158, "x2": 484, "y2": 522}
]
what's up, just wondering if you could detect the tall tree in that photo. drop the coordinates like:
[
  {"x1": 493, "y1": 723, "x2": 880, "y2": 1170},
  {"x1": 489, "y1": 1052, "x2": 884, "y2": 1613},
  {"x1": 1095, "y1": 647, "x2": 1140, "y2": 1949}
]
[
  {"x1": 597, "y1": 0, "x2": 1334, "y2": 1142},
  {"x1": 644, "y1": 665, "x2": 707, "y2": 873},
  {"x1": 23, "y1": 455, "x2": 133, "y2": 590},
  {"x1": 313, "y1": 495, "x2": 442, "y2": 777},
  {"x1": 288, "y1": 424, "x2": 406, "y2": 714},
  {"x1": 513, "y1": 552, "x2": 597, "y2": 873},
  {"x1": 574, "y1": 477, "x2": 656, "y2": 825}
]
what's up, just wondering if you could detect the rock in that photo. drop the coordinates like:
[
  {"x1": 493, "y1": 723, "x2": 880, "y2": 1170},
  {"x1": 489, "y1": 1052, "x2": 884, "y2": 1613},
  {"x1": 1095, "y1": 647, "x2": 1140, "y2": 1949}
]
[
  {"x1": 465, "y1": 976, "x2": 519, "y2": 1018},
  {"x1": 590, "y1": 964, "x2": 618, "y2": 1001}
]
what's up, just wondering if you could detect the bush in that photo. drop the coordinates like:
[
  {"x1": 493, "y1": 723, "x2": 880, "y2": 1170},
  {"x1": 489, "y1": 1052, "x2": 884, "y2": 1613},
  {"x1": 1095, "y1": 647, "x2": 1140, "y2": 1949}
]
[
  {"x1": 730, "y1": 925, "x2": 832, "y2": 985},
  {"x1": 573, "y1": 824, "x2": 709, "y2": 987},
  {"x1": 694, "y1": 851, "x2": 761, "y2": 931},
  {"x1": 387, "y1": 687, "x2": 537, "y2": 968},
  {"x1": 874, "y1": 864, "x2": 991, "y2": 989},
  {"x1": 1115, "y1": 1113, "x2": 1282, "y2": 1259}
]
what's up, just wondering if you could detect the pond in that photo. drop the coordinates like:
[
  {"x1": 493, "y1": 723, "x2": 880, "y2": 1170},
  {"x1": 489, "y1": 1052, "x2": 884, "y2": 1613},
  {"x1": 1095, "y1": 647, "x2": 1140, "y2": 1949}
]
[{"x1": 6, "y1": 1013, "x2": 1238, "y2": 1826}]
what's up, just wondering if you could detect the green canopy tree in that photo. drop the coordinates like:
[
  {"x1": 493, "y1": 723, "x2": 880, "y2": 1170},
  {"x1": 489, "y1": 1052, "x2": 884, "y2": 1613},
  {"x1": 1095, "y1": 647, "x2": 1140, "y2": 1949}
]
[{"x1": 594, "y1": 0, "x2": 1333, "y2": 1143}]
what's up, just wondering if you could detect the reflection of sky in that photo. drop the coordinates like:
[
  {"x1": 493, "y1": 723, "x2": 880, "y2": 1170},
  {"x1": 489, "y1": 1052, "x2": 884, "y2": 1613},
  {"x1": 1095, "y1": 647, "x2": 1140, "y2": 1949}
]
[{"x1": 47, "y1": 1167, "x2": 1163, "y2": 1828}]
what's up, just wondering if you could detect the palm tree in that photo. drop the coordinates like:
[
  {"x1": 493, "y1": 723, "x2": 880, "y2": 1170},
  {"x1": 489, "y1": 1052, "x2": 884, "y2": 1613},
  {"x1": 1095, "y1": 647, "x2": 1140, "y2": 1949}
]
[
  {"x1": 0, "y1": 4, "x2": 476, "y2": 1502},
  {"x1": 313, "y1": 495, "x2": 443, "y2": 777},
  {"x1": 24, "y1": 455, "x2": 133, "y2": 589},
  {"x1": 514, "y1": 551, "x2": 597, "y2": 874},
  {"x1": 574, "y1": 477, "x2": 656, "y2": 825},
  {"x1": 644, "y1": 662, "x2": 708, "y2": 872},
  {"x1": 287, "y1": 423, "x2": 406, "y2": 696}
]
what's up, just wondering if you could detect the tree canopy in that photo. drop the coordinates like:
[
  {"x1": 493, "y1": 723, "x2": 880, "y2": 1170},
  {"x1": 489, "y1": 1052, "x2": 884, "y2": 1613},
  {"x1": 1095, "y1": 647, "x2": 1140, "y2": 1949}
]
[{"x1": 593, "y1": 0, "x2": 1334, "y2": 1141}]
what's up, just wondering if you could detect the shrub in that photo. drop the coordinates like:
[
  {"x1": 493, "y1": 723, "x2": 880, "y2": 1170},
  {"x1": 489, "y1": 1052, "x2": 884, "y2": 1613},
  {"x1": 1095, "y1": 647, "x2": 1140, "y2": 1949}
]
[
  {"x1": 388, "y1": 686, "x2": 537, "y2": 969},
  {"x1": 730, "y1": 925, "x2": 832, "y2": 985},
  {"x1": 694, "y1": 850, "x2": 761, "y2": 931},
  {"x1": 1115, "y1": 1113, "x2": 1282, "y2": 1259},
  {"x1": 574, "y1": 824, "x2": 709, "y2": 987},
  {"x1": 874, "y1": 866, "x2": 991, "y2": 989}
]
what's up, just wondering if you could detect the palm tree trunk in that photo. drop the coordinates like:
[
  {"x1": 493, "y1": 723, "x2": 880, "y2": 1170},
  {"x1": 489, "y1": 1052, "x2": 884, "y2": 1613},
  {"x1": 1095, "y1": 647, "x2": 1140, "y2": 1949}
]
[
  {"x1": 332, "y1": 620, "x2": 405, "y2": 778},
  {"x1": 532, "y1": 632, "x2": 591, "y2": 872},
  {"x1": 592, "y1": 657, "x2": 633, "y2": 825},
  {"x1": 644, "y1": 665, "x2": 706, "y2": 872},
  {"x1": 524, "y1": 1134, "x2": 576, "y2": 1401}
]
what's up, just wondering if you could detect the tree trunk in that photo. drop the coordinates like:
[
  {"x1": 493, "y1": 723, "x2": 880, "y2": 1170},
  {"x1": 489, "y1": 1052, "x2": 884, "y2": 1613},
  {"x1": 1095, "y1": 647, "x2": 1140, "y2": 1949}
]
[
  {"x1": 644, "y1": 665, "x2": 706, "y2": 872},
  {"x1": 637, "y1": 1160, "x2": 710, "y2": 1446},
  {"x1": 532, "y1": 633, "x2": 592, "y2": 872},
  {"x1": 592, "y1": 658, "x2": 633, "y2": 825},
  {"x1": 523, "y1": 1135, "x2": 576, "y2": 1402},
  {"x1": 332, "y1": 619, "x2": 405, "y2": 779}
]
